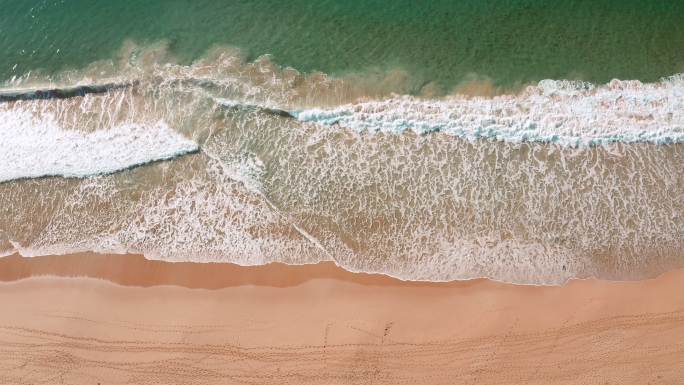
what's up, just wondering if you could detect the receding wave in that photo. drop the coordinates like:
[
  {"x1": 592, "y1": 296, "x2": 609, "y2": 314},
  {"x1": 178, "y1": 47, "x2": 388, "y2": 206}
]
[{"x1": 1, "y1": 44, "x2": 682, "y2": 285}]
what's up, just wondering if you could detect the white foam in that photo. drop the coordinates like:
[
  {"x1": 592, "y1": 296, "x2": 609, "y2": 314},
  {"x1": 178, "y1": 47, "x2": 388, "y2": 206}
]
[
  {"x1": 1, "y1": 48, "x2": 682, "y2": 285},
  {"x1": 293, "y1": 75, "x2": 684, "y2": 146},
  {"x1": 0, "y1": 107, "x2": 198, "y2": 182},
  {"x1": 12, "y1": 156, "x2": 327, "y2": 267}
]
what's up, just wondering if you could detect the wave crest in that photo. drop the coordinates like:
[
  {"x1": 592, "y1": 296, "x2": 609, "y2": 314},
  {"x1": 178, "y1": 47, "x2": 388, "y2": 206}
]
[
  {"x1": 0, "y1": 106, "x2": 198, "y2": 182},
  {"x1": 293, "y1": 75, "x2": 684, "y2": 146}
]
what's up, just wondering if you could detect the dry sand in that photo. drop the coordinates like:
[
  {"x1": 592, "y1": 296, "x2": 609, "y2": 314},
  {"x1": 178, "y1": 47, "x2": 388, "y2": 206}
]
[{"x1": 1, "y1": 252, "x2": 683, "y2": 384}]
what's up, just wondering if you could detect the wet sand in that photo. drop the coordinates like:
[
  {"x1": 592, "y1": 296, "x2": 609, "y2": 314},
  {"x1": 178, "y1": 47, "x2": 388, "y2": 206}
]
[{"x1": 1, "y1": 252, "x2": 683, "y2": 384}]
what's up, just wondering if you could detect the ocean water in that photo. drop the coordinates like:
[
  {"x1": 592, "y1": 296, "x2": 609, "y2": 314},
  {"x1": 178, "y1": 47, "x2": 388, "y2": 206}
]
[
  {"x1": 2, "y1": 0, "x2": 684, "y2": 89},
  {"x1": 0, "y1": 1, "x2": 682, "y2": 284}
]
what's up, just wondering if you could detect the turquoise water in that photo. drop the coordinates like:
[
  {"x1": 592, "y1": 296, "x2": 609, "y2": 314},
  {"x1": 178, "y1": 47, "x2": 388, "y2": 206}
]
[{"x1": 1, "y1": 0, "x2": 683, "y2": 89}]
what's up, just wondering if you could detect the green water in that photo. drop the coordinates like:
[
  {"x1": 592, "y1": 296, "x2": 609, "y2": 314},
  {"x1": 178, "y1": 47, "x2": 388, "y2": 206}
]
[{"x1": 1, "y1": 0, "x2": 683, "y2": 89}]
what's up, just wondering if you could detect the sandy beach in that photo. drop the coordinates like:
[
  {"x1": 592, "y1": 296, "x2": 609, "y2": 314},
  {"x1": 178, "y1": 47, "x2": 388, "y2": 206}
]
[
  {"x1": 2, "y1": 2, "x2": 684, "y2": 384},
  {"x1": 0, "y1": 252, "x2": 683, "y2": 384}
]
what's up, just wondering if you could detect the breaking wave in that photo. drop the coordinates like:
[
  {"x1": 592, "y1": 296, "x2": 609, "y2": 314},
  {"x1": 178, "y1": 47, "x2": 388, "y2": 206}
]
[
  {"x1": 0, "y1": 44, "x2": 682, "y2": 284},
  {"x1": 293, "y1": 76, "x2": 684, "y2": 147},
  {"x1": 0, "y1": 100, "x2": 198, "y2": 183}
]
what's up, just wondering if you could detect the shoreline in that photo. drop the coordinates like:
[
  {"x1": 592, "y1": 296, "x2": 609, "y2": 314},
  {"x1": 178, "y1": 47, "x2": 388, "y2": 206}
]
[
  {"x1": 1, "y1": 252, "x2": 683, "y2": 384},
  {"x1": 0, "y1": 252, "x2": 495, "y2": 289},
  {"x1": 2, "y1": 251, "x2": 682, "y2": 289}
]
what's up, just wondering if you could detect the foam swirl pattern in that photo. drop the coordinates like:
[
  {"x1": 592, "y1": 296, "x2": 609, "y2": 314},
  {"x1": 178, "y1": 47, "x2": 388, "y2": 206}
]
[{"x1": 0, "y1": 49, "x2": 682, "y2": 284}]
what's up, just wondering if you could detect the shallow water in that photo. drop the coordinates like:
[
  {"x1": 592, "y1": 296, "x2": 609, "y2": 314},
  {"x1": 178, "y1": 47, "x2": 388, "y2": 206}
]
[{"x1": 0, "y1": 48, "x2": 682, "y2": 284}]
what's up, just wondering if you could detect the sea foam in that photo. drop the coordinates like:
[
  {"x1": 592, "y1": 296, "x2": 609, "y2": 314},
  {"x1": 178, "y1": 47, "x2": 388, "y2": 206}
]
[
  {"x1": 0, "y1": 108, "x2": 198, "y2": 182},
  {"x1": 1, "y1": 48, "x2": 682, "y2": 285},
  {"x1": 293, "y1": 76, "x2": 684, "y2": 147}
]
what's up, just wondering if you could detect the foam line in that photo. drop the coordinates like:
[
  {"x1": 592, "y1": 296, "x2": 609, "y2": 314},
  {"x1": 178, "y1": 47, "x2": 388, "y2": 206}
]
[{"x1": 292, "y1": 76, "x2": 684, "y2": 147}]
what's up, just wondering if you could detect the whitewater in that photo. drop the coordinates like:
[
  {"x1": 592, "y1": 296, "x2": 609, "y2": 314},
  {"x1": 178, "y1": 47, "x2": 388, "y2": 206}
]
[
  {"x1": 293, "y1": 76, "x2": 684, "y2": 147},
  {"x1": 0, "y1": 109, "x2": 197, "y2": 183},
  {"x1": 2, "y1": 73, "x2": 684, "y2": 183},
  {"x1": 0, "y1": 51, "x2": 682, "y2": 284}
]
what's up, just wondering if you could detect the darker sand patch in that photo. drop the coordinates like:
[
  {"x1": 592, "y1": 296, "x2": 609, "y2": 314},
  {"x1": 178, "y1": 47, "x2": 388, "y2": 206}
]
[{"x1": 0, "y1": 252, "x2": 488, "y2": 289}]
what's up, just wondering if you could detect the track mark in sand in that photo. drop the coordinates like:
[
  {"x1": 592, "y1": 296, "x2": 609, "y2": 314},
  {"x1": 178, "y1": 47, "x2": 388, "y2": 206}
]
[
  {"x1": 381, "y1": 322, "x2": 394, "y2": 344},
  {"x1": 323, "y1": 323, "x2": 331, "y2": 349},
  {"x1": 0, "y1": 311, "x2": 684, "y2": 384},
  {"x1": 467, "y1": 316, "x2": 520, "y2": 385},
  {"x1": 526, "y1": 299, "x2": 599, "y2": 383}
]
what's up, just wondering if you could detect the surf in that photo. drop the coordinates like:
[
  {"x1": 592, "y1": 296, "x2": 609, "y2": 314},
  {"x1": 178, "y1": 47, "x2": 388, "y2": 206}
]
[
  {"x1": 0, "y1": 103, "x2": 198, "y2": 183},
  {"x1": 1, "y1": 49, "x2": 682, "y2": 285},
  {"x1": 292, "y1": 75, "x2": 684, "y2": 147}
]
